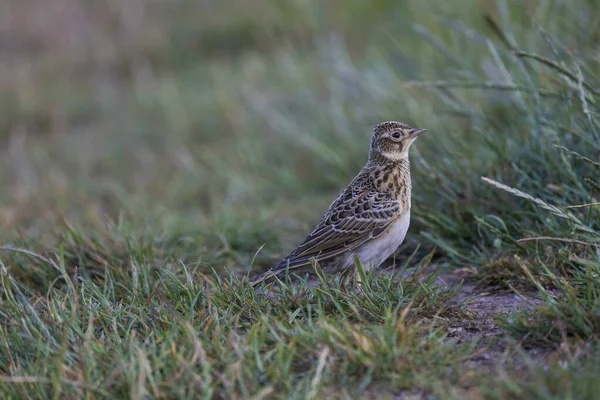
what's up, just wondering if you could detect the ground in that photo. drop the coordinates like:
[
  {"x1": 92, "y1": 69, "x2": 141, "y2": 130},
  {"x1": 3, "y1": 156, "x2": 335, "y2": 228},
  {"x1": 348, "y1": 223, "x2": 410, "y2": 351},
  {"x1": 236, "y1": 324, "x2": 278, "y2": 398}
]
[{"x1": 0, "y1": 0, "x2": 599, "y2": 399}]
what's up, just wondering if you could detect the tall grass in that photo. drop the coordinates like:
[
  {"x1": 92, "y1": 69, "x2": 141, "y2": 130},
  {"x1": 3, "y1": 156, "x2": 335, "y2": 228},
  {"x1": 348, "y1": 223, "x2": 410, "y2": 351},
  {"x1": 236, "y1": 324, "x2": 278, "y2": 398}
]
[{"x1": 0, "y1": 0, "x2": 599, "y2": 397}]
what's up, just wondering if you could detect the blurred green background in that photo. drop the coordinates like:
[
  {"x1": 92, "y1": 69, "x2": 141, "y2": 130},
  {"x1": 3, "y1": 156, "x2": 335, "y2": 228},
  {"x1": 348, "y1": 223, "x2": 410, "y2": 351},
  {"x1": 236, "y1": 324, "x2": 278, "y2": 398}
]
[
  {"x1": 2, "y1": 1, "x2": 600, "y2": 398},
  {"x1": 0, "y1": 0, "x2": 598, "y2": 275}
]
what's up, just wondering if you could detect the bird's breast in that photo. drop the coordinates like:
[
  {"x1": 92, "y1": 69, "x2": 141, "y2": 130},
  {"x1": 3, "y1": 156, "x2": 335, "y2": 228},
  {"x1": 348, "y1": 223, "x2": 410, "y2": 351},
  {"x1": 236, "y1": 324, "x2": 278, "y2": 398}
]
[{"x1": 349, "y1": 210, "x2": 411, "y2": 270}]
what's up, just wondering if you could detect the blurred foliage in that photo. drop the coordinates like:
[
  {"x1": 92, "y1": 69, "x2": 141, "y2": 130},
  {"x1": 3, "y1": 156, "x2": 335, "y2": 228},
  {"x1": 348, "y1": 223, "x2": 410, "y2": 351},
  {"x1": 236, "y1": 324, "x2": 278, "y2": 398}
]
[
  {"x1": 1, "y1": 0, "x2": 600, "y2": 397},
  {"x1": 2, "y1": 0, "x2": 597, "y2": 271}
]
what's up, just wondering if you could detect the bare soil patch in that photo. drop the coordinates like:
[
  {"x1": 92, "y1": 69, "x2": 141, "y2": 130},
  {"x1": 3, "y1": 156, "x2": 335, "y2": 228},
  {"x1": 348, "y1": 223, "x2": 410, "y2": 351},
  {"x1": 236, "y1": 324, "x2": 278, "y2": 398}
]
[{"x1": 435, "y1": 269, "x2": 553, "y2": 370}]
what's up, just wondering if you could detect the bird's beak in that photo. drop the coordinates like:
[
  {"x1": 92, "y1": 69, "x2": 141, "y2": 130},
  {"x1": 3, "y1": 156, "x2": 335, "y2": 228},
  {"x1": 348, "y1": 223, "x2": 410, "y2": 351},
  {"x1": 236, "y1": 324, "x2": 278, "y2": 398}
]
[{"x1": 410, "y1": 128, "x2": 427, "y2": 137}]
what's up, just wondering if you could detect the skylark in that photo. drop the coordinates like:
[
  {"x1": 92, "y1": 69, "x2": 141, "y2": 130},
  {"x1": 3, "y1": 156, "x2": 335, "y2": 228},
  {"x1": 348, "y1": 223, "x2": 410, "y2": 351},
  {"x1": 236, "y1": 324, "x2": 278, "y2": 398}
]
[{"x1": 252, "y1": 121, "x2": 426, "y2": 287}]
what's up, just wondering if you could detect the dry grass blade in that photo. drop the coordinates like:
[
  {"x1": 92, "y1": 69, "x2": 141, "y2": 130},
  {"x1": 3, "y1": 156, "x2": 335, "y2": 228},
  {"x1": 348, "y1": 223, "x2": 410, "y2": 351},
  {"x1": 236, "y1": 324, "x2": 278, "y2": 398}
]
[
  {"x1": 481, "y1": 177, "x2": 595, "y2": 234},
  {"x1": 0, "y1": 246, "x2": 60, "y2": 271},
  {"x1": 556, "y1": 145, "x2": 600, "y2": 168},
  {"x1": 308, "y1": 346, "x2": 330, "y2": 398},
  {"x1": 575, "y1": 62, "x2": 599, "y2": 139},
  {"x1": 483, "y1": 14, "x2": 517, "y2": 51},
  {"x1": 517, "y1": 236, "x2": 599, "y2": 247},
  {"x1": 566, "y1": 202, "x2": 600, "y2": 209},
  {"x1": 1, "y1": 376, "x2": 52, "y2": 383},
  {"x1": 0, "y1": 375, "x2": 112, "y2": 397},
  {"x1": 398, "y1": 80, "x2": 559, "y2": 96},
  {"x1": 514, "y1": 51, "x2": 600, "y2": 95}
]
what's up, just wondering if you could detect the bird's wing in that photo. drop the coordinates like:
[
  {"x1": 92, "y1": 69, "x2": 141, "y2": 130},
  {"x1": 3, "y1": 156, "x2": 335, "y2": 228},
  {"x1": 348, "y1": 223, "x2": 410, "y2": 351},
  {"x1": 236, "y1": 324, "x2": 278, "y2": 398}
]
[{"x1": 252, "y1": 170, "x2": 406, "y2": 285}]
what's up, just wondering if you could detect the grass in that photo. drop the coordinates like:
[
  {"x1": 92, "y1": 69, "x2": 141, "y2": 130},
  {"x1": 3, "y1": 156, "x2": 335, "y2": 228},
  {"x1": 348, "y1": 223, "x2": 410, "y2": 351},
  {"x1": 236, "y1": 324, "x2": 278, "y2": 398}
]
[
  {"x1": 1, "y1": 255, "x2": 476, "y2": 398},
  {"x1": 1, "y1": 0, "x2": 600, "y2": 398}
]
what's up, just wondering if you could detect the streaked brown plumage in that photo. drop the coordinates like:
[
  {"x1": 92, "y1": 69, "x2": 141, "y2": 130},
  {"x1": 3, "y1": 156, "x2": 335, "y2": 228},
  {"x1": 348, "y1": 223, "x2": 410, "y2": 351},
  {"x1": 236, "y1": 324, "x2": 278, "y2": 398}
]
[{"x1": 252, "y1": 121, "x2": 426, "y2": 286}]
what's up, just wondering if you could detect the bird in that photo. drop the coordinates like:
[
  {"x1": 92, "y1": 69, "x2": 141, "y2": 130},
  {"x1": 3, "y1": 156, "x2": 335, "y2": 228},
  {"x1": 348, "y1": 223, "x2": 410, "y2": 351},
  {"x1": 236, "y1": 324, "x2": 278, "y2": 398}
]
[{"x1": 251, "y1": 121, "x2": 426, "y2": 287}]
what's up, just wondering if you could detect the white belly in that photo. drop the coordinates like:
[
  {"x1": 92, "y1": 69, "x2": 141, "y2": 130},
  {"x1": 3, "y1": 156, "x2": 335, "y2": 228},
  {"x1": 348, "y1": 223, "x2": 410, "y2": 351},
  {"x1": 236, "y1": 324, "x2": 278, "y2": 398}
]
[{"x1": 344, "y1": 211, "x2": 411, "y2": 270}]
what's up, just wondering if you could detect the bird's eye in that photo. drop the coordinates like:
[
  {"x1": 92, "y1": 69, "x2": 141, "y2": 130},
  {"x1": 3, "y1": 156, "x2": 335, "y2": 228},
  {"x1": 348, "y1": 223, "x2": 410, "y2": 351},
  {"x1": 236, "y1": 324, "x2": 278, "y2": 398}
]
[{"x1": 391, "y1": 132, "x2": 401, "y2": 139}]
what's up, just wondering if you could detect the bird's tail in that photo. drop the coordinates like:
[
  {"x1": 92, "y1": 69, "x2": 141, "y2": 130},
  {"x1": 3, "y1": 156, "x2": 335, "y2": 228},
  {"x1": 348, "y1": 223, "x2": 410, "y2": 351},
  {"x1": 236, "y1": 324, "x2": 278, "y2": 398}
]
[
  {"x1": 251, "y1": 259, "x2": 292, "y2": 287},
  {"x1": 250, "y1": 270, "x2": 278, "y2": 287}
]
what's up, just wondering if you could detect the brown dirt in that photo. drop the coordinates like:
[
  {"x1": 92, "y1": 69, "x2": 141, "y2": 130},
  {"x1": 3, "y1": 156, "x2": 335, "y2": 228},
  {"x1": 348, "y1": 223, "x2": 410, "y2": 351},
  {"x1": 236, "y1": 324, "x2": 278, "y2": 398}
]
[{"x1": 434, "y1": 268, "x2": 554, "y2": 370}]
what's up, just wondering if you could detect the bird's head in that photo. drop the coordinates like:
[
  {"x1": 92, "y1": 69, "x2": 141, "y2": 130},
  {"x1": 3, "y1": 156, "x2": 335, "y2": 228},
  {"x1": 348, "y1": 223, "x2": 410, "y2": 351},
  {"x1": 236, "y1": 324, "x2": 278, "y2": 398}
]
[{"x1": 369, "y1": 121, "x2": 426, "y2": 162}]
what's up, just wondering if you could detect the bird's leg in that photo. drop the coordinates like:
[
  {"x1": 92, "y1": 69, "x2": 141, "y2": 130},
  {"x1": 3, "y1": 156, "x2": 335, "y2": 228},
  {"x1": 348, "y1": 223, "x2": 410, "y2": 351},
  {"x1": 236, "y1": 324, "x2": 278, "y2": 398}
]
[
  {"x1": 339, "y1": 269, "x2": 365, "y2": 296},
  {"x1": 355, "y1": 272, "x2": 365, "y2": 296}
]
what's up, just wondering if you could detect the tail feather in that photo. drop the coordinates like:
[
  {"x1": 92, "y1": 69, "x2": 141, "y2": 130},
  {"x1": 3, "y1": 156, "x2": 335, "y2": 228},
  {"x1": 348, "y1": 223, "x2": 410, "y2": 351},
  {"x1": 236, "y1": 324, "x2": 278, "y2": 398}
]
[
  {"x1": 251, "y1": 263, "x2": 286, "y2": 287},
  {"x1": 251, "y1": 258, "x2": 295, "y2": 287},
  {"x1": 250, "y1": 270, "x2": 276, "y2": 287}
]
